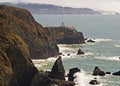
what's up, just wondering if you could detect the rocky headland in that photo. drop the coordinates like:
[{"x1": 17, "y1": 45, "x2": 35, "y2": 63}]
[{"x1": 45, "y1": 26, "x2": 85, "y2": 44}]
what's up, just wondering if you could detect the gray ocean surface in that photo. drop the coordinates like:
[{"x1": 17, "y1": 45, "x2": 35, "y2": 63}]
[{"x1": 33, "y1": 14, "x2": 120, "y2": 86}]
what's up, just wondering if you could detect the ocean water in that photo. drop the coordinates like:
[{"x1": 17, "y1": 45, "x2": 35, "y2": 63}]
[{"x1": 32, "y1": 14, "x2": 120, "y2": 86}]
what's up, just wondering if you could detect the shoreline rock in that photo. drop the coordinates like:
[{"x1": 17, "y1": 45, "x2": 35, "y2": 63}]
[
  {"x1": 112, "y1": 71, "x2": 120, "y2": 76},
  {"x1": 68, "y1": 67, "x2": 81, "y2": 81},
  {"x1": 93, "y1": 66, "x2": 105, "y2": 76}
]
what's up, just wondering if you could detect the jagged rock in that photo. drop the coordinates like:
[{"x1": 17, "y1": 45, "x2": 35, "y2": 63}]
[
  {"x1": 112, "y1": 71, "x2": 120, "y2": 76},
  {"x1": 89, "y1": 79, "x2": 100, "y2": 85},
  {"x1": 77, "y1": 49, "x2": 84, "y2": 55},
  {"x1": 48, "y1": 57, "x2": 65, "y2": 80},
  {"x1": 87, "y1": 39, "x2": 95, "y2": 43},
  {"x1": 93, "y1": 66, "x2": 105, "y2": 76},
  {"x1": 68, "y1": 67, "x2": 81, "y2": 81}
]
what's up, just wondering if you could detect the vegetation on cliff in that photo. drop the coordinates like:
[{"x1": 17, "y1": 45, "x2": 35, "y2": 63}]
[
  {"x1": 0, "y1": 5, "x2": 59, "y2": 59},
  {"x1": 0, "y1": 5, "x2": 59, "y2": 86}
]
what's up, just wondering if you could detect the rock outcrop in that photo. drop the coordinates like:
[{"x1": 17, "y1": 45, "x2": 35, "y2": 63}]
[
  {"x1": 77, "y1": 49, "x2": 84, "y2": 55},
  {"x1": 0, "y1": 5, "x2": 59, "y2": 59},
  {"x1": 48, "y1": 57, "x2": 65, "y2": 80},
  {"x1": 68, "y1": 67, "x2": 81, "y2": 81},
  {"x1": 93, "y1": 66, "x2": 105, "y2": 76},
  {"x1": 32, "y1": 58, "x2": 75, "y2": 86},
  {"x1": 45, "y1": 27, "x2": 85, "y2": 44}
]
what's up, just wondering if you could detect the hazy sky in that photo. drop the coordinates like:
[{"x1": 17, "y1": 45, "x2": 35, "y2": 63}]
[{"x1": 0, "y1": 0, "x2": 120, "y2": 12}]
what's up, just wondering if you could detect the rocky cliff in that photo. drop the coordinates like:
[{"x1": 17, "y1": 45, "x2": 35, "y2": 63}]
[
  {"x1": 0, "y1": 5, "x2": 60, "y2": 86},
  {"x1": 45, "y1": 26, "x2": 85, "y2": 44},
  {"x1": 0, "y1": 6, "x2": 38, "y2": 86},
  {"x1": 0, "y1": 5, "x2": 59, "y2": 59}
]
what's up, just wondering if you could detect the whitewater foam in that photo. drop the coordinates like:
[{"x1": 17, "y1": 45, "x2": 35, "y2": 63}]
[
  {"x1": 114, "y1": 44, "x2": 120, "y2": 48},
  {"x1": 96, "y1": 56, "x2": 120, "y2": 61},
  {"x1": 73, "y1": 69, "x2": 103, "y2": 86}
]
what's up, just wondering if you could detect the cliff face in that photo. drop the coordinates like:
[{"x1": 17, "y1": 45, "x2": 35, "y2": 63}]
[
  {"x1": 45, "y1": 27, "x2": 85, "y2": 44},
  {"x1": 0, "y1": 5, "x2": 59, "y2": 59},
  {"x1": 0, "y1": 5, "x2": 60, "y2": 86},
  {"x1": 0, "y1": 6, "x2": 38, "y2": 86}
]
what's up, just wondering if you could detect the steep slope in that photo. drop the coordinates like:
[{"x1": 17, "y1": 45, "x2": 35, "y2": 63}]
[
  {"x1": 0, "y1": 6, "x2": 38, "y2": 86},
  {"x1": 0, "y1": 5, "x2": 59, "y2": 59}
]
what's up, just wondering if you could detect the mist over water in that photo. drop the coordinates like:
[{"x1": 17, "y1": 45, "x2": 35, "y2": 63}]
[{"x1": 33, "y1": 14, "x2": 120, "y2": 86}]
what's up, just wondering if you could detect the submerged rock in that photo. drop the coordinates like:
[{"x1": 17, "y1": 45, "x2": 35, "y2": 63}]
[
  {"x1": 112, "y1": 71, "x2": 120, "y2": 76},
  {"x1": 68, "y1": 67, "x2": 81, "y2": 81},
  {"x1": 48, "y1": 57, "x2": 65, "y2": 80},
  {"x1": 87, "y1": 39, "x2": 95, "y2": 43},
  {"x1": 77, "y1": 48, "x2": 84, "y2": 55},
  {"x1": 93, "y1": 66, "x2": 105, "y2": 76}
]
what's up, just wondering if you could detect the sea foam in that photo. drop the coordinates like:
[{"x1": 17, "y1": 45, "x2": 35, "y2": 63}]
[{"x1": 73, "y1": 69, "x2": 103, "y2": 86}]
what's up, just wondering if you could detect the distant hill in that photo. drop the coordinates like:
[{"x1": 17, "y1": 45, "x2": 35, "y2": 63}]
[{"x1": 0, "y1": 3, "x2": 101, "y2": 14}]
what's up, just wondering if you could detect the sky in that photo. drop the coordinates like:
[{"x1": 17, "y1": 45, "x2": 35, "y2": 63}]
[{"x1": 0, "y1": 0, "x2": 120, "y2": 12}]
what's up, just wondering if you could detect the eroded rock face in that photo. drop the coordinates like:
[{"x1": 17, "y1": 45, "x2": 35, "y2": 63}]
[
  {"x1": 0, "y1": 5, "x2": 59, "y2": 59},
  {"x1": 0, "y1": 49, "x2": 13, "y2": 86},
  {"x1": 0, "y1": 5, "x2": 49, "y2": 86},
  {"x1": 0, "y1": 27, "x2": 38, "y2": 86},
  {"x1": 48, "y1": 57, "x2": 65, "y2": 80}
]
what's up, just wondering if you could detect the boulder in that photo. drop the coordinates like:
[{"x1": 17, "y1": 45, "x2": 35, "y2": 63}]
[
  {"x1": 112, "y1": 71, "x2": 120, "y2": 76},
  {"x1": 68, "y1": 67, "x2": 81, "y2": 81},
  {"x1": 48, "y1": 57, "x2": 65, "y2": 80},
  {"x1": 93, "y1": 66, "x2": 105, "y2": 76},
  {"x1": 77, "y1": 49, "x2": 84, "y2": 55},
  {"x1": 89, "y1": 79, "x2": 100, "y2": 85}
]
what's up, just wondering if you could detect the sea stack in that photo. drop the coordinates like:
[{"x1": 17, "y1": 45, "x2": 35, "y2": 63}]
[{"x1": 48, "y1": 57, "x2": 65, "y2": 80}]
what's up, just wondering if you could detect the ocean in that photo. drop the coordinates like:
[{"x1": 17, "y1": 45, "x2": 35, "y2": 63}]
[{"x1": 32, "y1": 14, "x2": 120, "y2": 86}]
